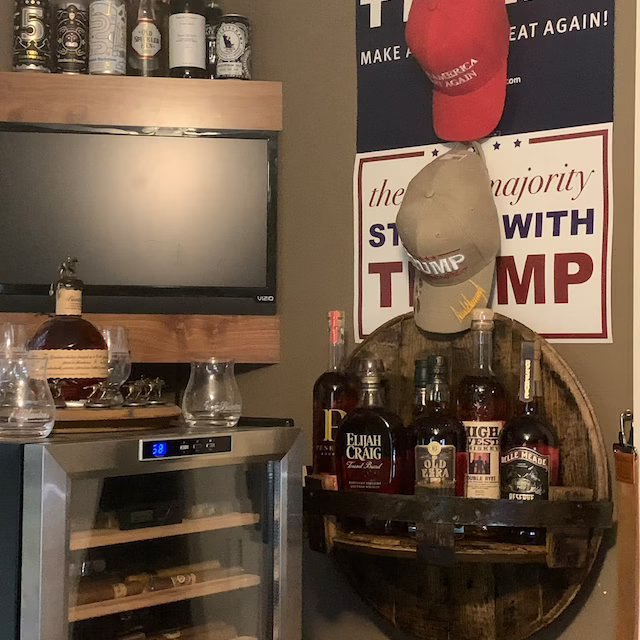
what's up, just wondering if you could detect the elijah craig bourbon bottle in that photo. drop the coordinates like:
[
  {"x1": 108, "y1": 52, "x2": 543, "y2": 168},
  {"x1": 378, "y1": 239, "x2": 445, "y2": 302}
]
[
  {"x1": 29, "y1": 258, "x2": 108, "y2": 406},
  {"x1": 312, "y1": 310, "x2": 357, "y2": 489},
  {"x1": 457, "y1": 308, "x2": 508, "y2": 524},
  {"x1": 500, "y1": 341, "x2": 560, "y2": 543},
  {"x1": 336, "y1": 358, "x2": 405, "y2": 532},
  {"x1": 412, "y1": 356, "x2": 467, "y2": 496}
]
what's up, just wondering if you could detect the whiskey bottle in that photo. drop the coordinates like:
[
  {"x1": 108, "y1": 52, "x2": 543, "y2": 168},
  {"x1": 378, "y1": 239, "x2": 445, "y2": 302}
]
[
  {"x1": 413, "y1": 356, "x2": 467, "y2": 496},
  {"x1": 312, "y1": 310, "x2": 357, "y2": 488},
  {"x1": 204, "y1": 0, "x2": 222, "y2": 78},
  {"x1": 127, "y1": 0, "x2": 167, "y2": 76},
  {"x1": 28, "y1": 258, "x2": 108, "y2": 406},
  {"x1": 336, "y1": 358, "x2": 405, "y2": 494},
  {"x1": 500, "y1": 341, "x2": 560, "y2": 543},
  {"x1": 457, "y1": 308, "x2": 508, "y2": 499}
]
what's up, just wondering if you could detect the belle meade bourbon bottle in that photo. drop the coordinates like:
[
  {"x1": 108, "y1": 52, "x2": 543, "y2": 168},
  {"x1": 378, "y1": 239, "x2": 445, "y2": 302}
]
[
  {"x1": 312, "y1": 310, "x2": 357, "y2": 488},
  {"x1": 29, "y1": 258, "x2": 108, "y2": 406},
  {"x1": 457, "y1": 308, "x2": 508, "y2": 500},
  {"x1": 500, "y1": 341, "x2": 560, "y2": 543}
]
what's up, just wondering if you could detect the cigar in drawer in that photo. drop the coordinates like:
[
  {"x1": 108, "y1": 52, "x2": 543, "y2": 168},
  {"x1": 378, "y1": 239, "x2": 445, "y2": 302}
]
[
  {"x1": 147, "y1": 566, "x2": 244, "y2": 591},
  {"x1": 74, "y1": 577, "x2": 145, "y2": 605}
]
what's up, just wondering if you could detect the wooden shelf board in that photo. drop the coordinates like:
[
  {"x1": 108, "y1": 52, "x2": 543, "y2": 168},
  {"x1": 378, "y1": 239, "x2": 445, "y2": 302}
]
[
  {"x1": 70, "y1": 512, "x2": 260, "y2": 551},
  {"x1": 332, "y1": 532, "x2": 547, "y2": 564},
  {"x1": 0, "y1": 313, "x2": 280, "y2": 364},
  {"x1": 0, "y1": 72, "x2": 282, "y2": 131},
  {"x1": 69, "y1": 570, "x2": 261, "y2": 621}
]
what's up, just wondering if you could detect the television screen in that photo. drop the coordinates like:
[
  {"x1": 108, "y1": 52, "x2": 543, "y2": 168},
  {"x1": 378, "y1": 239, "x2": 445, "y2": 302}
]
[{"x1": 0, "y1": 126, "x2": 277, "y2": 315}]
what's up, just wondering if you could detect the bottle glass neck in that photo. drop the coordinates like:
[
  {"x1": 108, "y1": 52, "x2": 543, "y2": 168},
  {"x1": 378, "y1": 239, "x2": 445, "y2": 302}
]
[
  {"x1": 328, "y1": 340, "x2": 345, "y2": 372},
  {"x1": 417, "y1": 381, "x2": 450, "y2": 415},
  {"x1": 472, "y1": 328, "x2": 494, "y2": 374},
  {"x1": 358, "y1": 384, "x2": 385, "y2": 408}
]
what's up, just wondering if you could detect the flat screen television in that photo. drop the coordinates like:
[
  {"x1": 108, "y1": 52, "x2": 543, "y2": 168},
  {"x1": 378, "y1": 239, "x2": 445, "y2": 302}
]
[{"x1": 0, "y1": 124, "x2": 277, "y2": 315}]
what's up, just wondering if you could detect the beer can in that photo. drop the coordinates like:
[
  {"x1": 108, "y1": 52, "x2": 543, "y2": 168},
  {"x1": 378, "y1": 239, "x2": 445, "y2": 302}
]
[
  {"x1": 55, "y1": 1, "x2": 88, "y2": 73},
  {"x1": 89, "y1": 0, "x2": 126, "y2": 75},
  {"x1": 215, "y1": 14, "x2": 251, "y2": 80},
  {"x1": 13, "y1": 0, "x2": 52, "y2": 72}
]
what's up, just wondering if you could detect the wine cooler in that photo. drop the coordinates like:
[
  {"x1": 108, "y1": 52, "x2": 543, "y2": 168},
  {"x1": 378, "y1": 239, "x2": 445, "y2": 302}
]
[{"x1": 0, "y1": 421, "x2": 302, "y2": 640}]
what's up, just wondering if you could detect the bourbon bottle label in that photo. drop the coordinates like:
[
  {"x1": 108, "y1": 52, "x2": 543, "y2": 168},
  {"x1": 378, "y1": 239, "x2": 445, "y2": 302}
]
[
  {"x1": 500, "y1": 446, "x2": 550, "y2": 501},
  {"x1": 464, "y1": 420, "x2": 505, "y2": 498},
  {"x1": 56, "y1": 289, "x2": 82, "y2": 315},
  {"x1": 415, "y1": 441, "x2": 455, "y2": 493},
  {"x1": 35, "y1": 349, "x2": 108, "y2": 378},
  {"x1": 342, "y1": 432, "x2": 391, "y2": 491}
]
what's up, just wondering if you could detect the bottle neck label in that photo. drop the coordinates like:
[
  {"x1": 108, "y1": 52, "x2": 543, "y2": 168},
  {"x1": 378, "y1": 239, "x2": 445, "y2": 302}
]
[
  {"x1": 56, "y1": 289, "x2": 82, "y2": 316},
  {"x1": 500, "y1": 446, "x2": 550, "y2": 500},
  {"x1": 463, "y1": 420, "x2": 505, "y2": 499}
]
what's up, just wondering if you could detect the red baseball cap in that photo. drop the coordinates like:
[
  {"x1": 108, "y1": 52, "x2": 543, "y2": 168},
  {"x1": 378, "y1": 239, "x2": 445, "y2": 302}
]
[{"x1": 406, "y1": 0, "x2": 510, "y2": 142}]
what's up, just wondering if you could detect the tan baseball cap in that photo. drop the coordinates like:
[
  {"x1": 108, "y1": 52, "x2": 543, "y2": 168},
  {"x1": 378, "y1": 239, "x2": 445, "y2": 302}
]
[{"x1": 396, "y1": 146, "x2": 500, "y2": 334}]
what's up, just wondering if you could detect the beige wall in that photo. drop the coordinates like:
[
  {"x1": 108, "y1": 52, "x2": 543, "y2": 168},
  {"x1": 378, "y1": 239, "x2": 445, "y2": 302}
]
[{"x1": 239, "y1": 0, "x2": 635, "y2": 638}]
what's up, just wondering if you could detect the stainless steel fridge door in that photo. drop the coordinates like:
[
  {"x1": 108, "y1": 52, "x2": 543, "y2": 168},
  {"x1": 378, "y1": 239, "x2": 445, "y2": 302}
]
[{"x1": 19, "y1": 426, "x2": 302, "y2": 640}]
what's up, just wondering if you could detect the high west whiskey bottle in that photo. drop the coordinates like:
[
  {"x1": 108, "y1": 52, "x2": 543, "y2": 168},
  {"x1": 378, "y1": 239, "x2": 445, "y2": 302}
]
[{"x1": 457, "y1": 308, "x2": 508, "y2": 499}]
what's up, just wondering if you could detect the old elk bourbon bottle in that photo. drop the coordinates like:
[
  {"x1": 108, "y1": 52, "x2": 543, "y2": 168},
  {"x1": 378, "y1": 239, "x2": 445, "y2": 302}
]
[
  {"x1": 312, "y1": 310, "x2": 357, "y2": 488},
  {"x1": 457, "y1": 308, "x2": 508, "y2": 500},
  {"x1": 500, "y1": 341, "x2": 560, "y2": 543},
  {"x1": 29, "y1": 258, "x2": 108, "y2": 406}
]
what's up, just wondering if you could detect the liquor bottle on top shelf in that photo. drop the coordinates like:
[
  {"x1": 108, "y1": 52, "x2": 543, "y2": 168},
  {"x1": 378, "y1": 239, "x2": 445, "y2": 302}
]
[
  {"x1": 456, "y1": 308, "x2": 508, "y2": 501},
  {"x1": 413, "y1": 355, "x2": 467, "y2": 497},
  {"x1": 55, "y1": 0, "x2": 89, "y2": 74},
  {"x1": 127, "y1": 0, "x2": 168, "y2": 76},
  {"x1": 28, "y1": 258, "x2": 108, "y2": 406},
  {"x1": 500, "y1": 340, "x2": 560, "y2": 544},
  {"x1": 312, "y1": 310, "x2": 357, "y2": 489},
  {"x1": 169, "y1": 0, "x2": 206, "y2": 78},
  {"x1": 204, "y1": 0, "x2": 222, "y2": 78}
]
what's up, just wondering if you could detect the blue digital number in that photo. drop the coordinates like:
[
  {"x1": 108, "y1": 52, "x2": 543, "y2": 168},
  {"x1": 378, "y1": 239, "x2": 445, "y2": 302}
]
[{"x1": 152, "y1": 442, "x2": 168, "y2": 458}]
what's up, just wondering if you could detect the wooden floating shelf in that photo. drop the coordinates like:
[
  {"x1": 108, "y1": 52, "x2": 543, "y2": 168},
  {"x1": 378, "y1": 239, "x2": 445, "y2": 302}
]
[
  {"x1": 0, "y1": 72, "x2": 283, "y2": 131},
  {"x1": 69, "y1": 569, "x2": 260, "y2": 621},
  {"x1": 0, "y1": 313, "x2": 280, "y2": 364},
  {"x1": 332, "y1": 532, "x2": 547, "y2": 564},
  {"x1": 70, "y1": 512, "x2": 260, "y2": 551}
]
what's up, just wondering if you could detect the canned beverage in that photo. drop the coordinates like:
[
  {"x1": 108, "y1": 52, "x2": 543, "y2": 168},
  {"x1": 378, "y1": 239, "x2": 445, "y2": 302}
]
[
  {"x1": 215, "y1": 14, "x2": 250, "y2": 80},
  {"x1": 55, "y1": 1, "x2": 88, "y2": 73},
  {"x1": 13, "y1": 0, "x2": 52, "y2": 72},
  {"x1": 89, "y1": 0, "x2": 126, "y2": 75}
]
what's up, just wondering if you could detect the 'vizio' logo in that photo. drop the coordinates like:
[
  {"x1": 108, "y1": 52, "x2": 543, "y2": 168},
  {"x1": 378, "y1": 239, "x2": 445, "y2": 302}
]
[{"x1": 256, "y1": 295, "x2": 275, "y2": 302}]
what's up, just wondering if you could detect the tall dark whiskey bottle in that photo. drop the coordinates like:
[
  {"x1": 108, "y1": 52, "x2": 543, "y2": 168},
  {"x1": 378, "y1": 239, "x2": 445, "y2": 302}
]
[
  {"x1": 500, "y1": 341, "x2": 560, "y2": 543},
  {"x1": 168, "y1": 0, "x2": 205, "y2": 78},
  {"x1": 127, "y1": 0, "x2": 167, "y2": 76},
  {"x1": 336, "y1": 358, "x2": 405, "y2": 494},
  {"x1": 28, "y1": 258, "x2": 108, "y2": 406},
  {"x1": 457, "y1": 308, "x2": 508, "y2": 499},
  {"x1": 312, "y1": 310, "x2": 357, "y2": 489},
  {"x1": 413, "y1": 356, "x2": 467, "y2": 496}
]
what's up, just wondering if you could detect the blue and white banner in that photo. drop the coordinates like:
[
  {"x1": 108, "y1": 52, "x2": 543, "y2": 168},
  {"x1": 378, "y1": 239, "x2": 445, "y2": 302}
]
[{"x1": 354, "y1": 0, "x2": 614, "y2": 342}]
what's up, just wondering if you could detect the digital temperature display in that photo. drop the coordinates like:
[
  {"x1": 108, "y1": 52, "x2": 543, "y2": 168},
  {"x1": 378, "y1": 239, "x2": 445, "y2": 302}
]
[
  {"x1": 152, "y1": 442, "x2": 168, "y2": 458},
  {"x1": 139, "y1": 436, "x2": 232, "y2": 461}
]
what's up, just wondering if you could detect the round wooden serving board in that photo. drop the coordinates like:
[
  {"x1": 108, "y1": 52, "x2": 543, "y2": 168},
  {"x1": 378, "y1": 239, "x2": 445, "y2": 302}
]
[
  {"x1": 54, "y1": 404, "x2": 182, "y2": 433},
  {"x1": 333, "y1": 312, "x2": 609, "y2": 640}
]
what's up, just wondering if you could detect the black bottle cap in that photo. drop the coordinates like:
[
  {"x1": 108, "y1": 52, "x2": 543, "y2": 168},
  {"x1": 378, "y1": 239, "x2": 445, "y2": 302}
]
[
  {"x1": 415, "y1": 355, "x2": 448, "y2": 386},
  {"x1": 414, "y1": 359, "x2": 430, "y2": 387}
]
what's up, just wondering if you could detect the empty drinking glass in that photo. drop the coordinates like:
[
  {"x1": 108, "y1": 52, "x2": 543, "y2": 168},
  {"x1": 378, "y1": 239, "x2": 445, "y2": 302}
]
[
  {"x1": 0, "y1": 355, "x2": 55, "y2": 438},
  {"x1": 0, "y1": 323, "x2": 29, "y2": 357},
  {"x1": 90, "y1": 326, "x2": 132, "y2": 407},
  {"x1": 182, "y1": 359, "x2": 242, "y2": 428}
]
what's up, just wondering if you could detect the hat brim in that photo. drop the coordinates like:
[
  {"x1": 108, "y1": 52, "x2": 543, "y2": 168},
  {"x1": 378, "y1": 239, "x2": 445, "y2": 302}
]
[
  {"x1": 414, "y1": 261, "x2": 496, "y2": 334},
  {"x1": 432, "y1": 60, "x2": 507, "y2": 142}
]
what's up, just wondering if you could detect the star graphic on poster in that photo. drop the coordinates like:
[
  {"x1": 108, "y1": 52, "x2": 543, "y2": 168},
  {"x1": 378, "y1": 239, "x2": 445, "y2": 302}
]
[
  {"x1": 493, "y1": 141, "x2": 501, "y2": 150},
  {"x1": 431, "y1": 148, "x2": 439, "y2": 157},
  {"x1": 514, "y1": 139, "x2": 522, "y2": 148}
]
